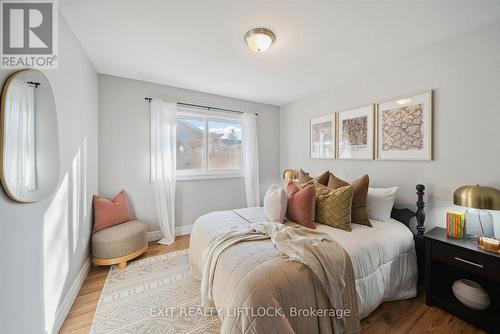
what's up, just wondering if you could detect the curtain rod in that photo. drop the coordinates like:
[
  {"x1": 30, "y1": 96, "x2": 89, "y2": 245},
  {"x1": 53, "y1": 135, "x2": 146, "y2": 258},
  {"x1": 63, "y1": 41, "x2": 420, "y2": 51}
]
[
  {"x1": 27, "y1": 81, "x2": 40, "y2": 88},
  {"x1": 144, "y1": 97, "x2": 258, "y2": 116}
]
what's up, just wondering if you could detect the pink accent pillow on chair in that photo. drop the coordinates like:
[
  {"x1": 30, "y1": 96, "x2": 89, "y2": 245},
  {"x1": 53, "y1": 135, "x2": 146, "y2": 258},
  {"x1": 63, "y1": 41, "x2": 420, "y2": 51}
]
[
  {"x1": 93, "y1": 190, "x2": 134, "y2": 233},
  {"x1": 286, "y1": 181, "x2": 316, "y2": 229}
]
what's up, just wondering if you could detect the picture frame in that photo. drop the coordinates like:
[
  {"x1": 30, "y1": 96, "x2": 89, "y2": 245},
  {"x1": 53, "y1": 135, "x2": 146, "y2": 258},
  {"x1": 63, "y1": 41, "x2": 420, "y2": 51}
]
[
  {"x1": 310, "y1": 114, "x2": 335, "y2": 159},
  {"x1": 336, "y1": 104, "x2": 375, "y2": 160},
  {"x1": 376, "y1": 90, "x2": 433, "y2": 161}
]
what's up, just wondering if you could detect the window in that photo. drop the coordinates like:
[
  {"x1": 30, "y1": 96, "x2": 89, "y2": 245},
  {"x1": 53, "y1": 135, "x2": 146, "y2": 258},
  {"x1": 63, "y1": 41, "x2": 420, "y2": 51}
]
[
  {"x1": 176, "y1": 110, "x2": 243, "y2": 180},
  {"x1": 176, "y1": 117, "x2": 205, "y2": 171},
  {"x1": 208, "y1": 120, "x2": 242, "y2": 170}
]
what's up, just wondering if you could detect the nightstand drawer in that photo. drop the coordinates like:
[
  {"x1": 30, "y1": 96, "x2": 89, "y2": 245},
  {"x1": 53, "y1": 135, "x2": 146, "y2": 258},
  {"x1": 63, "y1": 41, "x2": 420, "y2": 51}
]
[{"x1": 432, "y1": 241, "x2": 500, "y2": 281}]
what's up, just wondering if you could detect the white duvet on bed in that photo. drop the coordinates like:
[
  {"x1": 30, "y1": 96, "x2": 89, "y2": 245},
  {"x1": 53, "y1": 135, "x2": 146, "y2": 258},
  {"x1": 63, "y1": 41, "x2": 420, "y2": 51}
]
[
  {"x1": 190, "y1": 207, "x2": 417, "y2": 319},
  {"x1": 314, "y1": 217, "x2": 418, "y2": 318}
]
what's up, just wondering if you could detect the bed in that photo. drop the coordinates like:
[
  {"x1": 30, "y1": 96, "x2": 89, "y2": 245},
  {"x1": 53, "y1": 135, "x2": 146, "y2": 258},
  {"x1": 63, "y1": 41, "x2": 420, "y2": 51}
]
[{"x1": 189, "y1": 185, "x2": 426, "y2": 333}]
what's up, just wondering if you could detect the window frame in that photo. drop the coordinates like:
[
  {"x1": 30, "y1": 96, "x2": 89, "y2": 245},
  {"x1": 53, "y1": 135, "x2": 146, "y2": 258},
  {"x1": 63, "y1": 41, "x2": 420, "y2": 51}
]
[{"x1": 175, "y1": 107, "x2": 244, "y2": 181}]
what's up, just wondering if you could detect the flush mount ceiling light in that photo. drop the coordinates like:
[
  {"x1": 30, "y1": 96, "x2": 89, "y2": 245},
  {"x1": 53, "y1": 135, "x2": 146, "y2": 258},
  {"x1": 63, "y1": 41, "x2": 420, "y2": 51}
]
[{"x1": 244, "y1": 28, "x2": 275, "y2": 53}]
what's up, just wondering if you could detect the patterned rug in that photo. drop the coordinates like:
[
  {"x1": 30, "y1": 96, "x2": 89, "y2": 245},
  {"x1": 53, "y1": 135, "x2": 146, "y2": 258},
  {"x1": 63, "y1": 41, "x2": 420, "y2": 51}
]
[{"x1": 90, "y1": 250, "x2": 221, "y2": 334}]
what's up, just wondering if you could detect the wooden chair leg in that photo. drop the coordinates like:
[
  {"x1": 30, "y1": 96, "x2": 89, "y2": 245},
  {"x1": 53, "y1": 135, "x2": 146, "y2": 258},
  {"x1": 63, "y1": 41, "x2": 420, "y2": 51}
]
[{"x1": 118, "y1": 261, "x2": 127, "y2": 269}]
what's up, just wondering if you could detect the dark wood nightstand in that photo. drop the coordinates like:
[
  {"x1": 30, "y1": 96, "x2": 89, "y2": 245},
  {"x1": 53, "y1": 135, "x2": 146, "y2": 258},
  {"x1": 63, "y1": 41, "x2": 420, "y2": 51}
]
[{"x1": 424, "y1": 227, "x2": 500, "y2": 333}]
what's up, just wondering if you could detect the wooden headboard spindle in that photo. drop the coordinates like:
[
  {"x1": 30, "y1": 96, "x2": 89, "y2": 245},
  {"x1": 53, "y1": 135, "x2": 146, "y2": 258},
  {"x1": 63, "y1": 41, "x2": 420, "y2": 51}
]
[
  {"x1": 390, "y1": 184, "x2": 426, "y2": 235},
  {"x1": 416, "y1": 184, "x2": 426, "y2": 235},
  {"x1": 388, "y1": 184, "x2": 426, "y2": 282}
]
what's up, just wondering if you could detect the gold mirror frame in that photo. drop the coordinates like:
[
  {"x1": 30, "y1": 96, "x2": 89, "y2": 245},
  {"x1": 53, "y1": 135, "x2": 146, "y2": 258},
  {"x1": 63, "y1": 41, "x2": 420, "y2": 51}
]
[{"x1": 1, "y1": 69, "x2": 59, "y2": 202}]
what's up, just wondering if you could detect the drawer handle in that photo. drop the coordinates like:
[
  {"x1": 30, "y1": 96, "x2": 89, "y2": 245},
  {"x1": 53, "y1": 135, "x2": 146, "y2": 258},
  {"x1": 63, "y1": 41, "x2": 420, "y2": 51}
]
[{"x1": 454, "y1": 257, "x2": 484, "y2": 268}]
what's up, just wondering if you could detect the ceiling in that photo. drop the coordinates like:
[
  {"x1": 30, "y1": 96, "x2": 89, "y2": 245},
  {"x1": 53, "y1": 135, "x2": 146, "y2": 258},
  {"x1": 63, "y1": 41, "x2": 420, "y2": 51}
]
[{"x1": 60, "y1": 0, "x2": 500, "y2": 106}]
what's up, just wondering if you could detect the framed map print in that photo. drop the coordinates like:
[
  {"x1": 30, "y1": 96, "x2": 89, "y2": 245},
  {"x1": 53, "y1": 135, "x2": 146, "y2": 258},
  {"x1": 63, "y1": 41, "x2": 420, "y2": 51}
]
[
  {"x1": 310, "y1": 114, "x2": 335, "y2": 159},
  {"x1": 337, "y1": 104, "x2": 375, "y2": 160},
  {"x1": 376, "y1": 90, "x2": 433, "y2": 160}
]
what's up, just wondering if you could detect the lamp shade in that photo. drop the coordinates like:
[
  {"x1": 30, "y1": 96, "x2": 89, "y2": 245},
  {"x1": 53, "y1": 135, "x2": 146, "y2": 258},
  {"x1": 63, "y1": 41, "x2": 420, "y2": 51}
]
[
  {"x1": 282, "y1": 169, "x2": 299, "y2": 181},
  {"x1": 453, "y1": 185, "x2": 500, "y2": 210}
]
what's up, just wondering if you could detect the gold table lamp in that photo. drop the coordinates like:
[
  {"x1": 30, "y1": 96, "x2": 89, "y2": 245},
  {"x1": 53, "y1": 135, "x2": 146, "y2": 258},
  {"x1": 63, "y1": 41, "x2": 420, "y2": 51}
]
[
  {"x1": 453, "y1": 185, "x2": 500, "y2": 239},
  {"x1": 282, "y1": 169, "x2": 299, "y2": 182}
]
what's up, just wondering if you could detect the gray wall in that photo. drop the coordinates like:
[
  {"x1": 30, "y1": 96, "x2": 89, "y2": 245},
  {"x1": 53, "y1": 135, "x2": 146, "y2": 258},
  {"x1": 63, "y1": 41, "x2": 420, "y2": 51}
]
[
  {"x1": 280, "y1": 22, "x2": 500, "y2": 233},
  {"x1": 0, "y1": 15, "x2": 98, "y2": 334},
  {"x1": 98, "y1": 75, "x2": 280, "y2": 231}
]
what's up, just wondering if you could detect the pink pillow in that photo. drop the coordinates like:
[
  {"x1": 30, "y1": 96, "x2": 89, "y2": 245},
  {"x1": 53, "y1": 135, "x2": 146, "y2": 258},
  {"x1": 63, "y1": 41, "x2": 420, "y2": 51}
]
[
  {"x1": 286, "y1": 181, "x2": 316, "y2": 229},
  {"x1": 93, "y1": 190, "x2": 134, "y2": 233}
]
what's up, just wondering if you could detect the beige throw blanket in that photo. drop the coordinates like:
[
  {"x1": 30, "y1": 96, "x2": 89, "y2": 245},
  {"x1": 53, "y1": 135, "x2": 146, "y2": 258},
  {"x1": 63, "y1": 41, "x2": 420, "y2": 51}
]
[{"x1": 200, "y1": 222, "x2": 360, "y2": 334}]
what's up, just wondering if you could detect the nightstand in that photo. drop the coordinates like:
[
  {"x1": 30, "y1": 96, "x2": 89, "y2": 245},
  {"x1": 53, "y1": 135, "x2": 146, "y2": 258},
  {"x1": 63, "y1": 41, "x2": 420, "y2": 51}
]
[{"x1": 424, "y1": 227, "x2": 500, "y2": 333}]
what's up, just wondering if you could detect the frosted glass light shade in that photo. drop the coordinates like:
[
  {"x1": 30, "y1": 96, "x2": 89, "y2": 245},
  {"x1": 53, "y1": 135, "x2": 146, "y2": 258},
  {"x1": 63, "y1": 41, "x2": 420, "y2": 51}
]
[
  {"x1": 245, "y1": 28, "x2": 275, "y2": 53},
  {"x1": 465, "y1": 208, "x2": 495, "y2": 239}
]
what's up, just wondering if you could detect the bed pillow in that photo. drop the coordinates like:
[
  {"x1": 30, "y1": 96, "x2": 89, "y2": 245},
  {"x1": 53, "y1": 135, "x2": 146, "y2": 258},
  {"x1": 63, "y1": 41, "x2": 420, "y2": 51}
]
[
  {"x1": 93, "y1": 190, "x2": 134, "y2": 233},
  {"x1": 328, "y1": 174, "x2": 371, "y2": 227},
  {"x1": 301, "y1": 180, "x2": 354, "y2": 231},
  {"x1": 286, "y1": 181, "x2": 316, "y2": 229},
  {"x1": 366, "y1": 187, "x2": 399, "y2": 221},
  {"x1": 297, "y1": 169, "x2": 330, "y2": 186},
  {"x1": 264, "y1": 185, "x2": 287, "y2": 223}
]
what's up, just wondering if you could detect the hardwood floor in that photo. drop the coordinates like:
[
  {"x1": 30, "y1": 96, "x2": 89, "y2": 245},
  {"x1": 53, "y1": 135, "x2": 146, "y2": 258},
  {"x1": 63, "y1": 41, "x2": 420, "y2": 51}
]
[{"x1": 60, "y1": 235, "x2": 483, "y2": 334}]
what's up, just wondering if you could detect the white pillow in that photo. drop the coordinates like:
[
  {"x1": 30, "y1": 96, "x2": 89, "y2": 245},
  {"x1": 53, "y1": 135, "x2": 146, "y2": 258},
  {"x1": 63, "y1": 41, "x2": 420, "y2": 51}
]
[
  {"x1": 366, "y1": 187, "x2": 399, "y2": 221},
  {"x1": 263, "y1": 185, "x2": 287, "y2": 223}
]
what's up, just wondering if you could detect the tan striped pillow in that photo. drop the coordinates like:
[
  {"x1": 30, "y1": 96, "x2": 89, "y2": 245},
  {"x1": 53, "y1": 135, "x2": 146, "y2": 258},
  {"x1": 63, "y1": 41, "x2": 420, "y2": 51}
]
[
  {"x1": 300, "y1": 181, "x2": 354, "y2": 231},
  {"x1": 297, "y1": 169, "x2": 330, "y2": 186}
]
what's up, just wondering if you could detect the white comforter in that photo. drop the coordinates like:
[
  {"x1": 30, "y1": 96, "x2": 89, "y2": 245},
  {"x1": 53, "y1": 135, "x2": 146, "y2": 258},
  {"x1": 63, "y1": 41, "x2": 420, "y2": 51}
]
[
  {"x1": 190, "y1": 207, "x2": 417, "y2": 320},
  {"x1": 315, "y1": 214, "x2": 418, "y2": 317}
]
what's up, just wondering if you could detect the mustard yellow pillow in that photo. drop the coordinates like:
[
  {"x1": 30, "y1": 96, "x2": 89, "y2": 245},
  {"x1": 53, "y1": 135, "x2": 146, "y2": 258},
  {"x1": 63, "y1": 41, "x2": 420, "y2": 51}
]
[
  {"x1": 328, "y1": 174, "x2": 371, "y2": 227},
  {"x1": 301, "y1": 181, "x2": 354, "y2": 231}
]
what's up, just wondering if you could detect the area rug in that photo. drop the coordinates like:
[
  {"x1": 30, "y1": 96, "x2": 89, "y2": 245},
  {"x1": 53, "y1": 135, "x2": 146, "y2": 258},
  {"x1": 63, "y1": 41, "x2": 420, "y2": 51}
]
[{"x1": 90, "y1": 249, "x2": 221, "y2": 334}]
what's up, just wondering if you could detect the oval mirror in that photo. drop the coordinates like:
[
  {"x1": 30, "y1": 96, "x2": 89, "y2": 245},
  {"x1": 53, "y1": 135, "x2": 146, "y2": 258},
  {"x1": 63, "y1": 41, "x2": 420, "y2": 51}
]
[{"x1": 1, "y1": 70, "x2": 60, "y2": 202}]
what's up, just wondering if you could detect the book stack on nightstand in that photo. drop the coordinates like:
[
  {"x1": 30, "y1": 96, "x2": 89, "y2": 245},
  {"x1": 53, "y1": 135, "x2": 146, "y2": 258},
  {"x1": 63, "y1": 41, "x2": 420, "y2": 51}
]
[{"x1": 424, "y1": 227, "x2": 500, "y2": 333}]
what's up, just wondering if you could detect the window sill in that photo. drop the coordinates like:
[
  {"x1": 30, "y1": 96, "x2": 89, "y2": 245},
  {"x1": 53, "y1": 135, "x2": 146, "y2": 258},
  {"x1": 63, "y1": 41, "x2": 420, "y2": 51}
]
[{"x1": 176, "y1": 173, "x2": 243, "y2": 181}]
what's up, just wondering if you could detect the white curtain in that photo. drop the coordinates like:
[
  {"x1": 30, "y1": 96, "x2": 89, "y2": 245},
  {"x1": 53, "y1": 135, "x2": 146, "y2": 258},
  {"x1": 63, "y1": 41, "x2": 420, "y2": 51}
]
[
  {"x1": 4, "y1": 80, "x2": 36, "y2": 195},
  {"x1": 150, "y1": 99, "x2": 177, "y2": 245},
  {"x1": 242, "y1": 112, "x2": 260, "y2": 207}
]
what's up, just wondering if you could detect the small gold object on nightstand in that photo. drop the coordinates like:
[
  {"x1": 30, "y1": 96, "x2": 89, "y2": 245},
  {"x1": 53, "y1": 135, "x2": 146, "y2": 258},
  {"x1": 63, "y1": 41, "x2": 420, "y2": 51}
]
[{"x1": 478, "y1": 236, "x2": 500, "y2": 253}]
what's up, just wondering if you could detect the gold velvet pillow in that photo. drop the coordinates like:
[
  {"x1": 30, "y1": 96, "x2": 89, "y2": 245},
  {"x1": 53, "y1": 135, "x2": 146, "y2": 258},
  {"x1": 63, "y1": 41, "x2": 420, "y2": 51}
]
[
  {"x1": 328, "y1": 174, "x2": 371, "y2": 227},
  {"x1": 297, "y1": 169, "x2": 330, "y2": 186},
  {"x1": 300, "y1": 180, "x2": 354, "y2": 231}
]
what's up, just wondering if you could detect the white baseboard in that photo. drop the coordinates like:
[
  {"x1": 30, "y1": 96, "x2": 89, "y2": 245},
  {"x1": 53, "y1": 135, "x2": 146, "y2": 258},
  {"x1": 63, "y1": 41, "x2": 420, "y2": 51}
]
[
  {"x1": 53, "y1": 257, "x2": 91, "y2": 334},
  {"x1": 175, "y1": 224, "x2": 192, "y2": 236},
  {"x1": 146, "y1": 230, "x2": 163, "y2": 241},
  {"x1": 146, "y1": 225, "x2": 192, "y2": 242}
]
